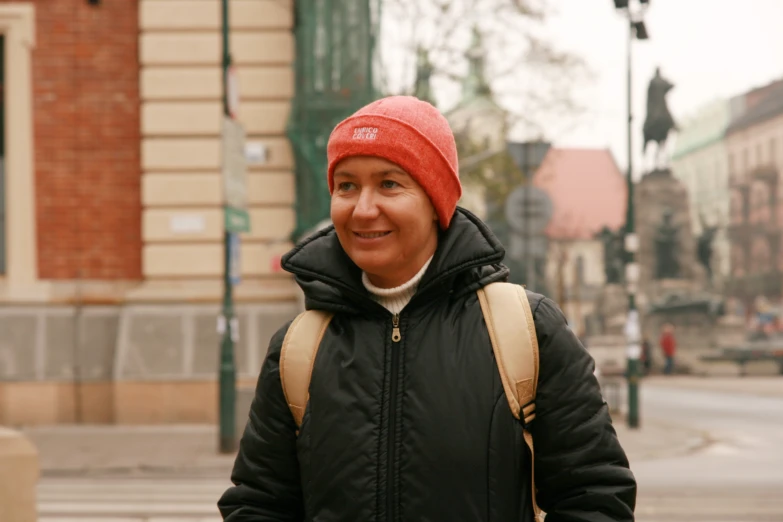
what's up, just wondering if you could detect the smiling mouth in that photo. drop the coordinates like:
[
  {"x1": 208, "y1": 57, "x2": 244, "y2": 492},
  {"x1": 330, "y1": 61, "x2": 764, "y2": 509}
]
[{"x1": 354, "y1": 231, "x2": 391, "y2": 239}]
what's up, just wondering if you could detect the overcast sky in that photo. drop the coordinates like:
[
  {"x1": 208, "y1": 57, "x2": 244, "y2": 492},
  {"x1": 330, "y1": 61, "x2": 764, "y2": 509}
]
[
  {"x1": 383, "y1": 0, "x2": 783, "y2": 178},
  {"x1": 541, "y1": 0, "x2": 783, "y2": 177}
]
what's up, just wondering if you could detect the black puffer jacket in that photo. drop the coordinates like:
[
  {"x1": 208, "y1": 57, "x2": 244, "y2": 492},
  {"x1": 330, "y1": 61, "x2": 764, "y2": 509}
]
[{"x1": 218, "y1": 209, "x2": 636, "y2": 522}]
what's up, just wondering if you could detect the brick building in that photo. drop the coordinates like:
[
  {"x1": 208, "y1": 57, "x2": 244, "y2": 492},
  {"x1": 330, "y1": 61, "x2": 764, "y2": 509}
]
[{"x1": 0, "y1": 1, "x2": 299, "y2": 424}]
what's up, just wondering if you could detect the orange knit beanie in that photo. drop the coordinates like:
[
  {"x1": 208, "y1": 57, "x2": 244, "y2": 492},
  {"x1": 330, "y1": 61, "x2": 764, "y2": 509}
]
[{"x1": 326, "y1": 96, "x2": 462, "y2": 228}]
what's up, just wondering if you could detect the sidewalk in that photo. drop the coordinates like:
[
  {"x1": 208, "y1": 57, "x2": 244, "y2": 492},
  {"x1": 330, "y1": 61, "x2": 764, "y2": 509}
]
[
  {"x1": 612, "y1": 415, "x2": 709, "y2": 465},
  {"x1": 643, "y1": 375, "x2": 783, "y2": 398},
  {"x1": 23, "y1": 414, "x2": 706, "y2": 477},
  {"x1": 24, "y1": 424, "x2": 236, "y2": 477}
]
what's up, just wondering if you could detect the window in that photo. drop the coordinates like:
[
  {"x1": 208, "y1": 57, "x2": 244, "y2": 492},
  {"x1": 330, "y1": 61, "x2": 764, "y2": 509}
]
[
  {"x1": 575, "y1": 255, "x2": 585, "y2": 286},
  {"x1": 756, "y1": 143, "x2": 764, "y2": 167},
  {"x1": 0, "y1": 35, "x2": 5, "y2": 275},
  {"x1": 771, "y1": 137, "x2": 777, "y2": 166}
]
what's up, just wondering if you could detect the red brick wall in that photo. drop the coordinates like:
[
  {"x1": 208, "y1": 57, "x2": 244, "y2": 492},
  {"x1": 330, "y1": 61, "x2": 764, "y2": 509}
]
[{"x1": 3, "y1": 0, "x2": 142, "y2": 279}]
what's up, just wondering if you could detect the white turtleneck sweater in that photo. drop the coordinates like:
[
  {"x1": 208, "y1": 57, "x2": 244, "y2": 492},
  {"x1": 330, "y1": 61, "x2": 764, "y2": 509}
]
[{"x1": 362, "y1": 256, "x2": 434, "y2": 315}]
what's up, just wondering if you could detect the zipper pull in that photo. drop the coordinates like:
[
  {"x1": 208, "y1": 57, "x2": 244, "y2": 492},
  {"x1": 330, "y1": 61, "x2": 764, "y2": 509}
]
[{"x1": 392, "y1": 313, "x2": 402, "y2": 342}]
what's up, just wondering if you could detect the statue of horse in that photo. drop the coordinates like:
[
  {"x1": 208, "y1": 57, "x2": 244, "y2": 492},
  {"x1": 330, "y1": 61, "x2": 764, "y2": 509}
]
[{"x1": 643, "y1": 67, "x2": 677, "y2": 171}]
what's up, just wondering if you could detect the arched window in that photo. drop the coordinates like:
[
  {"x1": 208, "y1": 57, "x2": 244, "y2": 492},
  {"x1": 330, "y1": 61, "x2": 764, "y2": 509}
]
[
  {"x1": 751, "y1": 239, "x2": 771, "y2": 273},
  {"x1": 730, "y1": 191, "x2": 744, "y2": 223},
  {"x1": 575, "y1": 255, "x2": 585, "y2": 286},
  {"x1": 731, "y1": 245, "x2": 745, "y2": 277}
]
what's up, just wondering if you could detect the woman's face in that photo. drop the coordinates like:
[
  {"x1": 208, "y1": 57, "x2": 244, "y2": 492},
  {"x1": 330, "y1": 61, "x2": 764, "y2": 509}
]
[{"x1": 331, "y1": 156, "x2": 439, "y2": 289}]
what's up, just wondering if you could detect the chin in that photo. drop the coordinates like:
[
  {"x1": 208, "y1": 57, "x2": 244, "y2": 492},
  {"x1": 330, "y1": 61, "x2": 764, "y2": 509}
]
[{"x1": 347, "y1": 250, "x2": 392, "y2": 275}]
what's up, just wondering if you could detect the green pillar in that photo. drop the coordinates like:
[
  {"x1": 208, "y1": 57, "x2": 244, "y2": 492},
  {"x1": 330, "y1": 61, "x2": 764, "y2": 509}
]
[
  {"x1": 624, "y1": 16, "x2": 640, "y2": 430},
  {"x1": 219, "y1": 0, "x2": 237, "y2": 454}
]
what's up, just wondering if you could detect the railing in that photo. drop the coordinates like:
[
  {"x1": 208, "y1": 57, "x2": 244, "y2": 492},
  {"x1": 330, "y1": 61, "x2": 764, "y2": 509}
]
[{"x1": 725, "y1": 271, "x2": 783, "y2": 298}]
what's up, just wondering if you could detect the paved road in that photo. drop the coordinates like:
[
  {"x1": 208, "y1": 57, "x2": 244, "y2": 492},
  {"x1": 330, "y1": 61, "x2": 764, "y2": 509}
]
[
  {"x1": 38, "y1": 476, "x2": 227, "y2": 522},
  {"x1": 36, "y1": 379, "x2": 783, "y2": 521},
  {"x1": 633, "y1": 381, "x2": 783, "y2": 521}
]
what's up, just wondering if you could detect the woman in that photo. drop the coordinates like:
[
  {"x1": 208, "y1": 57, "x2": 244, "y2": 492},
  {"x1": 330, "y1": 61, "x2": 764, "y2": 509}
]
[{"x1": 218, "y1": 96, "x2": 636, "y2": 521}]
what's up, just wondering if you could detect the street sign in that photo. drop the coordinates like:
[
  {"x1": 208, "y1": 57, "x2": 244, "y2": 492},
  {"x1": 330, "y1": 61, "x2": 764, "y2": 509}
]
[
  {"x1": 228, "y1": 232, "x2": 241, "y2": 285},
  {"x1": 504, "y1": 185, "x2": 553, "y2": 233},
  {"x1": 225, "y1": 206, "x2": 250, "y2": 233},
  {"x1": 507, "y1": 140, "x2": 551, "y2": 173},
  {"x1": 226, "y1": 66, "x2": 240, "y2": 119},
  {"x1": 222, "y1": 116, "x2": 250, "y2": 233},
  {"x1": 508, "y1": 234, "x2": 548, "y2": 261},
  {"x1": 245, "y1": 142, "x2": 267, "y2": 165},
  {"x1": 169, "y1": 214, "x2": 206, "y2": 234}
]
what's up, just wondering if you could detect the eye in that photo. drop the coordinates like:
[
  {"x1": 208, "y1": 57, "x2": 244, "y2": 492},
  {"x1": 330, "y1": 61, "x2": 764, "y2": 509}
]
[
  {"x1": 336, "y1": 181, "x2": 356, "y2": 192},
  {"x1": 381, "y1": 179, "x2": 400, "y2": 189}
]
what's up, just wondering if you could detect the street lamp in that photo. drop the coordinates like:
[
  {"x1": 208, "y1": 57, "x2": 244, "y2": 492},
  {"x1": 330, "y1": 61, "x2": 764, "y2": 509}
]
[
  {"x1": 218, "y1": 0, "x2": 252, "y2": 453},
  {"x1": 613, "y1": 0, "x2": 650, "y2": 430}
]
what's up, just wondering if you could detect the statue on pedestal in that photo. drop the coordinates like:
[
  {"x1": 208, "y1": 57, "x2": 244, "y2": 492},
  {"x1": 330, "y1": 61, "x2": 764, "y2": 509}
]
[
  {"x1": 413, "y1": 47, "x2": 436, "y2": 107},
  {"x1": 598, "y1": 226, "x2": 625, "y2": 285},
  {"x1": 654, "y1": 209, "x2": 681, "y2": 279},
  {"x1": 697, "y1": 214, "x2": 719, "y2": 282},
  {"x1": 643, "y1": 67, "x2": 677, "y2": 171}
]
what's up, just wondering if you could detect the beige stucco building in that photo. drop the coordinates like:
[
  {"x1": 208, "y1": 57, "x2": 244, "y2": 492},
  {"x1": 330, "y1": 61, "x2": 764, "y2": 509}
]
[
  {"x1": 0, "y1": 0, "x2": 300, "y2": 425},
  {"x1": 135, "y1": 0, "x2": 296, "y2": 300}
]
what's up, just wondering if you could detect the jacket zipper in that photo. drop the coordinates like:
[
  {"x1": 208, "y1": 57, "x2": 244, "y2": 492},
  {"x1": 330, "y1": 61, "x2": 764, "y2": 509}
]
[{"x1": 387, "y1": 313, "x2": 402, "y2": 521}]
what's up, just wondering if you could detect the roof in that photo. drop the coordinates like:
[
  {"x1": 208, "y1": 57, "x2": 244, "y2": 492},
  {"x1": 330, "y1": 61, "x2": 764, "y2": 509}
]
[
  {"x1": 532, "y1": 148, "x2": 627, "y2": 240},
  {"x1": 726, "y1": 78, "x2": 783, "y2": 135}
]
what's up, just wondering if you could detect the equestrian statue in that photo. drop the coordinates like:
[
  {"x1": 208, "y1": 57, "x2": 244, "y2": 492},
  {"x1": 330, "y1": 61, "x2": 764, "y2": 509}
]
[{"x1": 643, "y1": 67, "x2": 678, "y2": 171}]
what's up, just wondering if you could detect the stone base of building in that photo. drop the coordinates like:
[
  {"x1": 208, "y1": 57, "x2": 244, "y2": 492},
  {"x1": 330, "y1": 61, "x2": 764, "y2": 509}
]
[
  {"x1": 0, "y1": 300, "x2": 300, "y2": 425},
  {"x1": 0, "y1": 379, "x2": 261, "y2": 426}
]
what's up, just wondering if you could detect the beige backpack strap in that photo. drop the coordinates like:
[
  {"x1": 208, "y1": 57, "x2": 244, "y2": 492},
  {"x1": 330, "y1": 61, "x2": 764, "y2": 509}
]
[
  {"x1": 279, "y1": 310, "x2": 334, "y2": 428},
  {"x1": 477, "y1": 282, "x2": 543, "y2": 521}
]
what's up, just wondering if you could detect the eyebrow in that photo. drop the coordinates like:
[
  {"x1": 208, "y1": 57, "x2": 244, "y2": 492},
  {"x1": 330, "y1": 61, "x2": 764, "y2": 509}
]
[{"x1": 333, "y1": 168, "x2": 408, "y2": 179}]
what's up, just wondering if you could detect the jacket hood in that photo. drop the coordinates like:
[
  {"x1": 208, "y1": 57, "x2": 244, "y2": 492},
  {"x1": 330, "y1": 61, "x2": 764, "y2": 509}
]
[{"x1": 281, "y1": 207, "x2": 509, "y2": 315}]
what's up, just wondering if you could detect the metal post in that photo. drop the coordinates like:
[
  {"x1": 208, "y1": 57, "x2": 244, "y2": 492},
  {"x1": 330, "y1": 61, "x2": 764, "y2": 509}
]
[
  {"x1": 219, "y1": 0, "x2": 237, "y2": 453},
  {"x1": 624, "y1": 18, "x2": 641, "y2": 429},
  {"x1": 525, "y1": 174, "x2": 535, "y2": 291}
]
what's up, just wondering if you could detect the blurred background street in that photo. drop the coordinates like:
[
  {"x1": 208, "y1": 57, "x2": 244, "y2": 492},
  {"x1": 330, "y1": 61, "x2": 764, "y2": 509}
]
[
  {"x1": 1, "y1": 0, "x2": 783, "y2": 520},
  {"x1": 23, "y1": 376, "x2": 782, "y2": 521}
]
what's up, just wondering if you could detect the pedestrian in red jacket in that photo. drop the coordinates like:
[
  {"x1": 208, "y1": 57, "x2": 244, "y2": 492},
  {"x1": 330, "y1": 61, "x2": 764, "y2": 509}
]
[{"x1": 660, "y1": 324, "x2": 676, "y2": 375}]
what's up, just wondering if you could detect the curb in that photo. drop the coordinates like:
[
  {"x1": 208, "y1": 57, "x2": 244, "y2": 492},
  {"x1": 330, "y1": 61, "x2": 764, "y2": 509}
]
[{"x1": 40, "y1": 462, "x2": 235, "y2": 479}]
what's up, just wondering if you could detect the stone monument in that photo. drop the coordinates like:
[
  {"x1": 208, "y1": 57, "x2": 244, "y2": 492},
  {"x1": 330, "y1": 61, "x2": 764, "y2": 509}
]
[
  {"x1": 635, "y1": 169, "x2": 702, "y2": 293},
  {"x1": 588, "y1": 68, "x2": 743, "y2": 372},
  {"x1": 643, "y1": 67, "x2": 677, "y2": 171},
  {"x1": 633, "y1": 167, "x2": 746, "y2": 372},
  {"x1": 696, "y1": 214, "x2": 719, "y2": 285}
]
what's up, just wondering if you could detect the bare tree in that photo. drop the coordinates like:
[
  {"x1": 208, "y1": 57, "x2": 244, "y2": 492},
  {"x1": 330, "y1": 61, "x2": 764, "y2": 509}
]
[{"x1": 378, "y1": 0, "x2": 590, "y2": 131}]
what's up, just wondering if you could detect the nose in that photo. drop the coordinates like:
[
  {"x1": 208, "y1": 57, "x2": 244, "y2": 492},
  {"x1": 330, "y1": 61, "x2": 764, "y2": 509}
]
[{"x1": 352, "y1": 187, "x2": 381, "y2": 221}]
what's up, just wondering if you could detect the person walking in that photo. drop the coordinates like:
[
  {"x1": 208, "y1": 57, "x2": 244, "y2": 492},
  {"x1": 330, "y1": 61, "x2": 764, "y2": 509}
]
[
  {"x1": 660, "y1": 324, "x2": 677, "y2": 375},
  {"x1": 641, "y1": 338, "x2": 652, "y2": 375},
  {"x1": 218, "y1": 96, "x2": 636, "y2": 521}
]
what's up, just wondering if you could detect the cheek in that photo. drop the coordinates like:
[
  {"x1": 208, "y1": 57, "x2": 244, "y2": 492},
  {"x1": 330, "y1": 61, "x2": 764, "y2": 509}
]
[
  {"x1": 396, "y1": 211, "x2": 436, "y2": 246},
  {"x1": 330, "y1": 198, "x2": 352, "y2": 225}
]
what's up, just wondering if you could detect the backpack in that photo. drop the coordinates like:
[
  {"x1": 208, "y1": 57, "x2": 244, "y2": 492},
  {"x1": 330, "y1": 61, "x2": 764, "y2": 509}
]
[{"x1": 280, "y1": 281, "x2": 543, "y2": 520}]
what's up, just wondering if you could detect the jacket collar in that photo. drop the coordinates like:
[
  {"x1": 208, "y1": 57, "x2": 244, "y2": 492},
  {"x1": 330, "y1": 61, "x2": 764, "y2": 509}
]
[{"x1": 281, "y1": 208, "x2": 509, "y2": 314}]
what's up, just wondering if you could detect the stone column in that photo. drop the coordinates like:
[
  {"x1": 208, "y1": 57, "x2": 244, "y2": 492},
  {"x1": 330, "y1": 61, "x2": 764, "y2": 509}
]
[{"x1": 0, "y1": 428, "x2": 39, "y2": 522}]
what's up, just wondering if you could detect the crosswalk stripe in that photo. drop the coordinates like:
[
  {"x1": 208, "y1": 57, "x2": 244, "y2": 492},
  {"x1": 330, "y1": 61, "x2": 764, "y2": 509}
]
[{"x1": 38, "y1": 477, "x2": 231, "y2": 520}]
